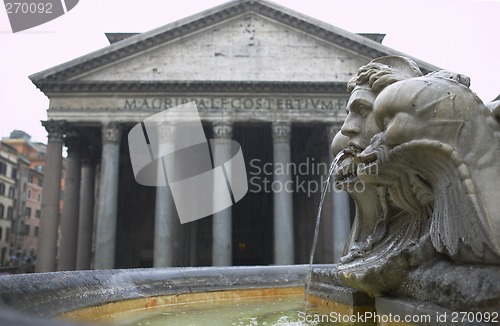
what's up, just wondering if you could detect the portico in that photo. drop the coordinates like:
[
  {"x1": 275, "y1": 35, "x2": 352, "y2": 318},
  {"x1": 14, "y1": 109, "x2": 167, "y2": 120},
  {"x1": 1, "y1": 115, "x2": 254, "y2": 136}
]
[{"x1": 30, "y1": 0, "x2": 437, "y2": 271}]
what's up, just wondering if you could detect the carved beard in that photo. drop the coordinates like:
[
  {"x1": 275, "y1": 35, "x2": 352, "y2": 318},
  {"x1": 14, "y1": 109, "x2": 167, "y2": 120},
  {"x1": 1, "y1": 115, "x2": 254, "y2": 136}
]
[{"x1": 333, "y1": 142, "x2": 436, "y2": 296}]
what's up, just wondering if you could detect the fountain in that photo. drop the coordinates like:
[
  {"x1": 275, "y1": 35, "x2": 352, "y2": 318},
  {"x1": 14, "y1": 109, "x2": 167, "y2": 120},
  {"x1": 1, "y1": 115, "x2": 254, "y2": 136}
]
[
  {"x1": 1, "y1": 56, "x2": 499, "y2": 325},
  {"x1": 311, "y1": 56, "x2": 500, "y2": 324}
]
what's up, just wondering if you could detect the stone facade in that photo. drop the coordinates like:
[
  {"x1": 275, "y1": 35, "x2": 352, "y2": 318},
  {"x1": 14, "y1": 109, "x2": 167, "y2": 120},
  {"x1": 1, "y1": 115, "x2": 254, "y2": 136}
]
[
  {"x1": 30, "y1": 0, "x2": 439, "y2": 271},
  {"x1": 0, "y1": 143, "x2": 18, "y2": 265}
]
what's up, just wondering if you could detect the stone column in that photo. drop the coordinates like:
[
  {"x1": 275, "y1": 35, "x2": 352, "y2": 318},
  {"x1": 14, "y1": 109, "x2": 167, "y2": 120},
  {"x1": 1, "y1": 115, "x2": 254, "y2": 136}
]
[
  {"x1": 328, "y1": 124, "x2": 351, "y2": 262},
  {"x1": 154, "y1": 124, "x2": 178, "y2": 267},
  {"x1": 212, "y1": 121, "x2": 233, "y2": 266},
  {"x1": 36, "y1": 120, "x2": 65, "y2": 273},
  {"x1": 76, "y1": 145, "x2": 96, "y2": 270},
  {"x1": 58, "y1": 130, "x2": 82, "y2": 271},
  {"x1": 94, "y1": 123, "x2": 121, "y2": 270},
  {"x1": 272, "y1": 121, "x2": 294, "y2": 265}
]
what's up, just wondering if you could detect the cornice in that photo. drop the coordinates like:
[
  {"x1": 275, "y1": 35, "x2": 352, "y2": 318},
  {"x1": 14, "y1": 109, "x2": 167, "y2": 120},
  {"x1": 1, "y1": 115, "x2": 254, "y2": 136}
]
[{"x1": 38, "y1": 81, "x2": 349, "y2": 95}]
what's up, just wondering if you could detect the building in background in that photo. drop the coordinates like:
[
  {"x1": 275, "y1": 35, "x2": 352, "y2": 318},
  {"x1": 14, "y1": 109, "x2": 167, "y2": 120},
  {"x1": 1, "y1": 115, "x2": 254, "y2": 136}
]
[
  {"x1": 3, "y1": 131, "x2": 49, "y2": 268},
  {"x1": 0, "y1": 142, "x2": 18, "y2": 265},
  {"x1": 21, "y1": 167, "x2": 43, "y2": 262},
  {"x1": 29, "y1": 0, "x2": 440, "y2": 272}
]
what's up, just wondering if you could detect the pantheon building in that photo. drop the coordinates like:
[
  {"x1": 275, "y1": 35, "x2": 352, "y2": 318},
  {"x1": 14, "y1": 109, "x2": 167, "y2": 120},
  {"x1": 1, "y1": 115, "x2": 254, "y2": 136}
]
[{"x1": 31, "y1": 0, "x2": 438, "y2": 272}]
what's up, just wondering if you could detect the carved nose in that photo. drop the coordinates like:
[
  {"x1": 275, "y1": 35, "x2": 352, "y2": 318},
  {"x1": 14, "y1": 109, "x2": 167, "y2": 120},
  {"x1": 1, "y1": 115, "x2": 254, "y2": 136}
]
[{"x1": 340, "y1": 120, "x2": 360, "y2": 139}]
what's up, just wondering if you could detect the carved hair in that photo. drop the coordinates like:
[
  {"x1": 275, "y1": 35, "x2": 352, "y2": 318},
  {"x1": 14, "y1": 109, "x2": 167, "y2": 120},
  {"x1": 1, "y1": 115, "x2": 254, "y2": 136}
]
[
  {"x1": 347, "y1": 56, "x2": 423, "y2": 94},
  {"x1": 347, "y1": 62, "x2": 412, "y2": 94}
]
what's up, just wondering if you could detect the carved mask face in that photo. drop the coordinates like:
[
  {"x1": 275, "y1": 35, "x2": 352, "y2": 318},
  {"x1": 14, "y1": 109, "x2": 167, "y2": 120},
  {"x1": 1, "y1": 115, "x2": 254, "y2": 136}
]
[{"x1": 341, "y1": 86, "x2": 381, "y2": 150}]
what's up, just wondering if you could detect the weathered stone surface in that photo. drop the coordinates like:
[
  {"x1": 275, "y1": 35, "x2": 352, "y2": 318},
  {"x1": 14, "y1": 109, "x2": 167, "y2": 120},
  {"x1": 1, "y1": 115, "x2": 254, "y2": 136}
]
[
  {"x1": 31, "y1": 0, "x2": 439, "y2": 126},
  {"x1": 46, "y1": 94, "x2": 349, "y2": 125},
  {"x1": 79, "y1": 14, "x2": 367, "y2": 83},
  {"x1": 30, "y1": 0, "x2": 439, "y2": 87},
  {"x1": 94, "y1": 123, "x2": 122, "y2": 269},
  {"x1": 331, "y1": 55, "x2": 500, "y2": 311},
  {"x1": 0, "y1": 266, "x2": 310, "y2": 321},
  {"x1": 36, "y1": 120, "x2": 65, "y2": 273},
  {"x1": 396, "y1": 259, "x2": 500, "y2": 313},
  {"x1": 309, "y1": 267, "x2": 373, "y2": 307}
]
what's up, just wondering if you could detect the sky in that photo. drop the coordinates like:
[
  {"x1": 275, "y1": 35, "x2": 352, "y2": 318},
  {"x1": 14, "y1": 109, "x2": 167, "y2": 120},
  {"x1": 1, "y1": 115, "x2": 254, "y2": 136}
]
[{"x1": 0, "y1": 0, "x2": 499, "y2": 143}]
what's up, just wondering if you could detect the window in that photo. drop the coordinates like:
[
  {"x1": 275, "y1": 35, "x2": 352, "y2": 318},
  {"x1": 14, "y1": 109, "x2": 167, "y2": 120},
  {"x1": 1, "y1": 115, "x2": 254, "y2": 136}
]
[
  {"x1": 7, "y1": 207, "x2": 13, "y2": 220},
  {"x1": 34, "y1": 226, "x2": 39, "y2": 237},
  {"x1": 6, "y1": 228, "x2": 9, "y2": 241},
  {"x1": 35, "y1": 209, "x2": 41, "y2": 218},
  {"x1": 0, "y1": 162, "x2": 6, "y2": 175},
  {"x1": 28, "y1": 174, "x2": 33, "y2": 183},
  {"x1": 24, "y1": 225, "x2": 30, "y2": 236},
  {"x1": 25, "y1": 207, "x2": 31, "y2": 218},
  {"x1": 0, "y1": 204, "x2": 4, "y2": 218},
  {"x1": 37, "y1": 193, "x2": 41, "y2": 202},
  {"x1": 8, "y1": 187, "x2": 15, "y2": 198},
  {"x1": 0, "y1": 227, "x2": 2, "y2": 240},
  {"x1": 38, "y1": 178, "x2": 43, "y2": 187},
  {"x1": 0, "y1": 183, "x2": 4, "y2": 195},
  {"x1": 27, "y1": 189, "x2": 31, "y2": 199},
  {"x1": 11, "y1": 168, "x2": 17, "y2": 180}
]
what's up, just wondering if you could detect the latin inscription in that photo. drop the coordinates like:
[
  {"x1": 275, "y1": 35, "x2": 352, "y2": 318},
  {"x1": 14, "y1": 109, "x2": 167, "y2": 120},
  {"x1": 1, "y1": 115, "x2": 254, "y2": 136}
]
[{"x1": 123, "y1": 96, "x2": 347, "y2": 112}]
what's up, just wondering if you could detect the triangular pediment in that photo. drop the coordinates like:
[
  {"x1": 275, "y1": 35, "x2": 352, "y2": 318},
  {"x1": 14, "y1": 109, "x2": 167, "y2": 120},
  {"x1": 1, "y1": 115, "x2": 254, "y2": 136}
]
[
  {"x1": 77, "y1": 14, "x2": 375, "y2": 83},
  {"x1": 30, "y1": 0, "x2": 440, "y2": 89}
]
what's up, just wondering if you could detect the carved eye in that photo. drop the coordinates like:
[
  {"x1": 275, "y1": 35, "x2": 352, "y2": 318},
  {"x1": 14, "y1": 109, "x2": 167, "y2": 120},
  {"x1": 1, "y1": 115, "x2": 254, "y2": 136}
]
[{"x1": 358, "y1": 105, "x2": 369, "y2": 118}]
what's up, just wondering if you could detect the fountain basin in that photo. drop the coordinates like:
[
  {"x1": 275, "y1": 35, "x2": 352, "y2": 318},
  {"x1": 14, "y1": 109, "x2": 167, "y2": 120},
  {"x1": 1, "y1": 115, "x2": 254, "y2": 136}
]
[
  {"x1": 0, "y1": 265, "x2": 317, "y2": 326},
  {"x1": 1, "y1": 264, "x2": 495, "y2": 326}
]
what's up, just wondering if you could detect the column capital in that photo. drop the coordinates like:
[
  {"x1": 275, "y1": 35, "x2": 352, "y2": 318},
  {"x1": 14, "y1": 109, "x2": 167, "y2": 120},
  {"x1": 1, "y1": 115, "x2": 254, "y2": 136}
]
[
  {"x1": 212, "y1": 121, "x2": 233, "y2": 139},
  {"x1": 42, "y1": 120, "x2": 66, "y2": 143},
  {"x1": 327, "y1": 123, "x2": 343, "y2": 141},
  {"x1": 102, "y1": 123, "x2": 122, "y2": 144},
  {"x1": 65, "y1": 130, "x2": 81, "y2": 158},
  {"x1": 272, "y1": 121, "x2": 291, "y2": 143}
]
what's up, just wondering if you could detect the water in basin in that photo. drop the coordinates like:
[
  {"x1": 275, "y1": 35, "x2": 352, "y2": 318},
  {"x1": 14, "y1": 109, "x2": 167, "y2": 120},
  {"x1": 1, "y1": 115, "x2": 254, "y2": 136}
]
[{"x1": 61, "y1": 288, "x2": 346, "y2": 326}]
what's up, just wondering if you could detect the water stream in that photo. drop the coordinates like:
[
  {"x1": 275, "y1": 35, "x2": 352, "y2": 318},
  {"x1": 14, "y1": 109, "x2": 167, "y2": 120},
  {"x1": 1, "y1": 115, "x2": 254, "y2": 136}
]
[{"x1": 303, "y1": 156, "x2": 339, "y2": 313}]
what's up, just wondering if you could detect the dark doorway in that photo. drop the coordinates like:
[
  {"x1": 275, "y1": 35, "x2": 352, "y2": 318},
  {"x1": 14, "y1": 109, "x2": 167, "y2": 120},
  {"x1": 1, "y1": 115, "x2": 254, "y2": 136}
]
[{"x1": 231, "y1": 123, "x2": 273, "y2": 265}]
